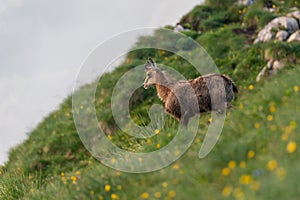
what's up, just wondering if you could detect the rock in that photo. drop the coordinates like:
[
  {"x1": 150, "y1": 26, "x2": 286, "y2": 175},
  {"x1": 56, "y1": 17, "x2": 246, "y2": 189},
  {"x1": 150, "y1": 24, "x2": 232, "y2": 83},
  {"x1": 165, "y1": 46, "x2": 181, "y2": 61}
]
[
  {"x1": 273, "y1": 60, "x2": 284, "y2": 70},
  {"x1": 271, "y1": 16, "x2": 299, "y2": 34},
  {"x1": 256, "y1": 60, "x2": 284, "y2": 82},
  {"x1": 254, "y1": 16, "x2": 299, "y2": 43},
  {"x1": 287, "y1": 10, "x2": 300, "y2": 20},
  {"x1": 275, "y1": 30, "x2": 289, "y2": 41},
  {"x1": 256, "y1": 67, "x2": 267, "y2": 82},
  {"x1": 287, "y1": 30, "x2": 300, "y2": 42},
  {"x1": 238, "y1": 0, "x2": 255, "y2": 5},
  {"x1": 174, "y1": 24, "x2": 184, "y2": 33}
]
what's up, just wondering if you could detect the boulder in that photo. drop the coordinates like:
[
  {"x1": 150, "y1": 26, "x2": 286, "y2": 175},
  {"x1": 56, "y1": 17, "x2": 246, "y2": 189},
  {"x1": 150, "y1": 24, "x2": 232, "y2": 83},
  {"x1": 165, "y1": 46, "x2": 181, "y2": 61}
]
[
  {"x1": 287, "y1": 30, "x2": 300, "y2": 42},
  {"x1": 254, "y1": 16, "x2": 299, "y2": 43},
  {"x1": 287, "y1": 10, "x2": 300, "y2": 21},
  {"x1": 275, "y1": 30, "x2": 289, "y2": 41}
]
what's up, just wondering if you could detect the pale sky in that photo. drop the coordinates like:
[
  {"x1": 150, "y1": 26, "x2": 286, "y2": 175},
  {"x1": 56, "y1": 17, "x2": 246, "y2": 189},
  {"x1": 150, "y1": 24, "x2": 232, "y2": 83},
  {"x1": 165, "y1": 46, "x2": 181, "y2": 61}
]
[{"x1": 0, "y1": 0, "x2": 203, "y2": 164}]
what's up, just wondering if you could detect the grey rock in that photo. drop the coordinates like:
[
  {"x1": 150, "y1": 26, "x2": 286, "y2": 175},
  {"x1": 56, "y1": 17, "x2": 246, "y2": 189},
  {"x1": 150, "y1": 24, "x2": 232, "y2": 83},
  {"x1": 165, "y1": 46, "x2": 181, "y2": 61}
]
[
  {"x1": 255, "y1": 16, "x2": 299, "y2": 43},
  {"x1": 275, "y1": 30, "x2": 289, "y2": 41}
]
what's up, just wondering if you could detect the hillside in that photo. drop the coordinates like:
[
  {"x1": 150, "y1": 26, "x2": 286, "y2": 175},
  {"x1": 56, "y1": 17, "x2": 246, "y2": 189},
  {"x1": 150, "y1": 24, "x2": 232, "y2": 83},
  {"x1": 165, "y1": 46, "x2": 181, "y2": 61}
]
[{"x1": 1, "y1": 0, "x2": 300, "y2": 199}]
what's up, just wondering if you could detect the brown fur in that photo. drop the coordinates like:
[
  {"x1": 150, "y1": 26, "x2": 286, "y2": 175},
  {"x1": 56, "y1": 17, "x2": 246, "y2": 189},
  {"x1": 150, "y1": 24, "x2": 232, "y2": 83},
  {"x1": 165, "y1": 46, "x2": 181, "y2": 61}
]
[{"x1": 144, "y1": 58, "x2": 238, "y2": 125}]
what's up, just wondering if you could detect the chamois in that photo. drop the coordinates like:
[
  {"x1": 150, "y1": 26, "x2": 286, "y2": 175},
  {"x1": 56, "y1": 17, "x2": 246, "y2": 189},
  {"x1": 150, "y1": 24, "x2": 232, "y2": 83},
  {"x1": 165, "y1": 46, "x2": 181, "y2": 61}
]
[{"x1": 143, "y1": 58, "x2": 238, "y2": 125}]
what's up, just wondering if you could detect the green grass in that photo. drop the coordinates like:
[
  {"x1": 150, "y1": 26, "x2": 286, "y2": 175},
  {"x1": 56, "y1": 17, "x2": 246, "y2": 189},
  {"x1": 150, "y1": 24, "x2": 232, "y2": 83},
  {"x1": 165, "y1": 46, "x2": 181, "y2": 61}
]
[{"x1": 1, "y1": 0, "x2": 300, "y2": 199}]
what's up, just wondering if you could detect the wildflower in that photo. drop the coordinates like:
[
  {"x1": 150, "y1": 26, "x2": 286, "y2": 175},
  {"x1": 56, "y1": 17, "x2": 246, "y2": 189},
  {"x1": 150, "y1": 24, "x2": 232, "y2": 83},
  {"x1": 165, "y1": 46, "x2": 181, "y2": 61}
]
[
  {"x1": 162, "y1": 182, "x2": 168, "y2": 188},
  {"x1": 270, "y1": 125, "x2": 277, "y2": 131},
  {"x1": 222, "y1": 167, "x2": 231, "y2": 176},
  {"x1": 254, "y1": 123, "x2": 260, "y2": 129},
  {"x1": 147, "y1": 138, "x2": 151, "y2": 144},
  {"x1": 117, "y1": 185, "x2": 122, "y2": 190},
  {"x1": 116, "y1": 171, "x2": 121, "y2": 176},
  {"x1": 251, "y1": 181, "x2": 260, "y2": 191},
  {"x1": 71, "y1": 176, "x2": 77, "y2": 184},
  {"x1": 290, "y1": 121, "x2": 297, "y2": 128},
  {"x1": 173, "y1": 163, "x2": 179, "y2": 170},
  {"x1": 228, "y1": 160, "x2": 236, "y2": 169},
  {"x1": 281, "y1": 133, "x2": 289, "y2": 141},
  {"x1": 239, "y1": 161, "x2": 246, "y2": 168},
  {"x1": 247, "y1": 150, "x2": 255, "y2": 159},
  {"x1": 208, "y1": 117, "x2": 213, "y2": 123},
  {"x1": 239, "y1": 103, "x2": 244, "y2": 110},
  {"x1": 154, "y1": 192, "x2": 161, "y2": 198},
  {"x1": 294, "y1": 85, "x2": 299, "y2": 92},
  {"x1": 111, "y1": 158, "x2": 116, "y2": 164},
  {"x1": 267, "y1": 160, "x2": 277, "y2": 171},
  {"x1": 286, "y1": 141, "x2": 297, "y2": 154},
  {"x1": 141, "y1": 192, "x2": 149, "y2": 199},
  {"x1": 233, "y1": 187, "x2": 244, "y2": 199},
  {"x1": 222, "y1": 186, "x2": 232, "y2": 197},
  {"x1": 156, "y1": 144, "x2": 161, "y2": 149},
  {"x1": 269, "y1": 105, "x2": 276, "y2": 113},
  {"x1": 174, "y1": 150, "x2": 180, "y2": 156},
  {"x1": 267, "y1": 115, "x2": 273, "y2": 121},
  {"x1": 168, "y1": 190, "x2": 176, "y2": 198},
  {"x1": 248, "y1": 85, "x2": 254, "y2": 90},
  {"x1": 75, "y1": 171, "x2": 80, "y2": 175},
  {"x1": 61, "y1": 172, "x2": 65, "y2": 177},
  {"x1": 275, "y1": 167, "x2": 286, "y2": 180},
  {"x1": 239, "y1": 174, "x2": 253, "y2": 185},
  {"x1": 111, "y1": 193, "x2": 119, "y2": 200},
  {"x1": 30, "y1": 189, "x2": 35, "y2": 193},
  {"x1": 105, "y1": 184, "x2": 111, "y2": 192},
  {"x1": 90, "y1": 190, "x2": 94, "y2": 196},
  {"x1": 155, "y1": 129, "x2": 160, "y2": 134},
  {"x1": 167, "y1": 133, "x2": 172, "y2": 138}
]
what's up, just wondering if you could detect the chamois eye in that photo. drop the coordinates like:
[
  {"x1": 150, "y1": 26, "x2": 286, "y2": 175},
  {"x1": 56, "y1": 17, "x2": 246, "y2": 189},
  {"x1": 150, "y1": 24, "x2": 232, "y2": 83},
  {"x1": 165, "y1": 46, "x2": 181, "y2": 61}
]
[{"x1": 147, "y1": 73, "x2": 152, "y2": 77}]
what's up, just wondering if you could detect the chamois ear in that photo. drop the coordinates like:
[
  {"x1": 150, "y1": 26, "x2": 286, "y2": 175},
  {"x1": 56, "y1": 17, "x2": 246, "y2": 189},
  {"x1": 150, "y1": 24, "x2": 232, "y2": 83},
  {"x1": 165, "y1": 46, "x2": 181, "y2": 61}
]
[{"x1": 145, "y1": 57, "x2": 157, "y2": 71}]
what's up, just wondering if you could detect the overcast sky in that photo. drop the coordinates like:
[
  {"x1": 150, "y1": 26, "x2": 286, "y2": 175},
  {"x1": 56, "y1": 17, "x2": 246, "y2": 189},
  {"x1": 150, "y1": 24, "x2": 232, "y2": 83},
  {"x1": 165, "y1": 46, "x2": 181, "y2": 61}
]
[{"x1": 0, "y1": 0, "x2": 203, "y2": 164}]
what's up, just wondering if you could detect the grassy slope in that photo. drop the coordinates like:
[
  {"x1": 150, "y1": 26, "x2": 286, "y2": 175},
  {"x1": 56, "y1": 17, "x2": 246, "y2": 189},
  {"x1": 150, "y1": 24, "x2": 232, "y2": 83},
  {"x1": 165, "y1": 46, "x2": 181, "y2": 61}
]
[{"x1": 1, "y1": 0, "x2": 300, "y2": 199}]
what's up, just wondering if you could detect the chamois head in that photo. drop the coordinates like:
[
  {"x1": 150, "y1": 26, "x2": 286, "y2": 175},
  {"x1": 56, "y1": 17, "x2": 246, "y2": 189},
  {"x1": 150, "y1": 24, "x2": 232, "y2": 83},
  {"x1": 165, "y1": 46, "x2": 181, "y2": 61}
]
[{"x1": 143, "y1": 58, "x2": 159, "y2": 89}]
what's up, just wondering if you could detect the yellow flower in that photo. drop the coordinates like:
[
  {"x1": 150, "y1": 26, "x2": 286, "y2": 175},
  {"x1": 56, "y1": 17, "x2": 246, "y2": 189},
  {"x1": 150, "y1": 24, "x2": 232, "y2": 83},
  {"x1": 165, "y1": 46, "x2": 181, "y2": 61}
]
[
  {"x1": 147, "y1": 138, "x2": 151, "y2": 144},
  {"x1": 155, "y1": 129, "x2": 160, "y2": 134},
  {"x1": 71, "y1": 176, "x2": 77, "y2": 184},
  {"x1": 168, "y1": 190, "x2": 176, "y2": 198},
  {"x1": 286, "y1": 141, "x2": 297, "y2": 154},
  {"x1": 117, "y1": 185, "x2": 122, "y2": 190},
  {"x1": 141, "y1": 192, "x2": 149, "y2": 199},
  {"x1": 269, "y1": 105, "x2": 276, "y2": 113},
  {"x1": 228, "y1": 160, "x2": 236, "y2": 169},
  {"x1": 239, "y1": 103, "x2": 244, "y2": 110},
  {"x1": 239, "y1": 161, "x2": 246, "y2": 168},
  {"x1": 208, "y1": 117, "x2": 213, "y2": 123},
  {"x1": 61, "y1": 172, "x2": 65, "y2": 177},
  {"x1": 154, "y1": 192, "x2": 161, "y2": 198},
  {"x1": 294, "y1": 85, "x2": 299, "y2": 92},
  {"x1": 276, "y1": 167, "x2": 286, "y2": 180},
  {"x1": 254, "y1": 123, "x2": 260, "y2": 129},
  {"x1": 222, "y1": 167, "x2": 231, "y2": 176},
  {"x1": 156, "y1": 144, "x2": 161, "y2": 149},
  {"x1": 239, "y1": 174, "x2": 253, "y2": 185},
  {"x1": 267, "y1": 115, "x2": 273, "y2": 121},
  {"x1": 173, "y1": 163, "x2": 179, "y2": 170},
  {"x1": 247, "y1": 150, "x2": 255, "y2": 159},
  {"x1": 105, "y1": 184, "x2": 111, "y2": 192},
  {"x1": 233, "y1": 187, "x2": 244, "y2": 199},
  {"x1": 251, "y1": 181, "x2": 260, "y2": 191},
  {"x1": 111, "y1": 158, "x2": 116, "y2": 164},
  {"x1": 222, "y1": 186, "x2": 232, "y2": 197},
  {"x1": 281, "y1": 133, "x2": 289, "y2": 141},
  {"x1": 162, "y1": 182, "x2": 168, "y2": 188},
  {"x1": 290, "y1": 121, "x2": 297, "y2": 128},
  {"x1": 248, "y1": 85, "x2": 254, "y2": 90},
  {"x1": 111, "y1": 193, "x2": 119, "y2": 200},
  {"x1": 75, "y1": 171, "x2": 80, "y2": 175},
  {"x1": 167, "y1": 133, "x2": 172, "y2": 138},
  {"x1": 267, "y1": 160, "x2": 277, "y2": 171},
  {"x1": 174, "y1": 150, "x2": 180, "y2": 156}
]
